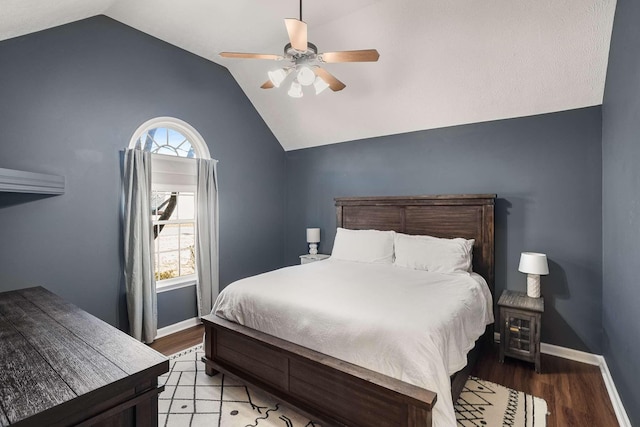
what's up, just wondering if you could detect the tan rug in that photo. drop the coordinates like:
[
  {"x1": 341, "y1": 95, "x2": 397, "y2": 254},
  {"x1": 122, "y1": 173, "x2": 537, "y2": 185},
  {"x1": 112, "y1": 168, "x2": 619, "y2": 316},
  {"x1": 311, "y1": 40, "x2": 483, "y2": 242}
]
[{"x1": 159, "y1": 345, "x2": 548, "y2": 426}]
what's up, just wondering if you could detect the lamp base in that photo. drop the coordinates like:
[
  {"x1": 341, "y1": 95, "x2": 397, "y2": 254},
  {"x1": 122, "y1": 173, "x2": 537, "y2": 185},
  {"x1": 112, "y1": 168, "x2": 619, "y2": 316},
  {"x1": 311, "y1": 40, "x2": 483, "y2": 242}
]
[
  {"x1": 527, "y1": 274, "x2": 541, "y2": 298},
  {"x1": 308, "y1": 243, "x2": 318, "y2": 255}
]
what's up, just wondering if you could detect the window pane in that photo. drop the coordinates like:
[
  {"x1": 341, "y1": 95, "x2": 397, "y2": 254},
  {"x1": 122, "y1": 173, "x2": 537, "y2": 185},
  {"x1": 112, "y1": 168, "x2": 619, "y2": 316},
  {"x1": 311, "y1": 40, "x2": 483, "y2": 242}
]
[
  {"x1": 151, "y1": 192, "x2": 160, "y2": 220},
  {"x1": 142, "y1": 133, "x2": 154, "y2": 152},
  {"x1": 180, "y1": 223, "x2": 195, "y2": 248},
  {"x1": 157, "y1": 251, "x2": 178, "y2": 281},
  {"x1": 153, "y1": 224, "x2": 160, "y2": 250},
  {"x1": 177, "y1": 193, "x2": 195, "y2": 220},
  {"x1": 152, "y1": 191, "x2": 168, "y2": 218},
  {"x1": 153, "y1": 128, "x2": 167, "y2": 146},
  {"x1": 168, "y1": 129, "x2": 194, "y2": 158},
  {"x1": 154, "y1": 254, "x2": 159, "y2": 278},
  {"x1": 180, "y1": 249, "x2": 195, "y2": 276},
  {"x1": 153, "y1": 192, "x2": 178, "y2": 221},
  {"x1": 158, "y1": 223, "x2": 179, "y2": 252}
]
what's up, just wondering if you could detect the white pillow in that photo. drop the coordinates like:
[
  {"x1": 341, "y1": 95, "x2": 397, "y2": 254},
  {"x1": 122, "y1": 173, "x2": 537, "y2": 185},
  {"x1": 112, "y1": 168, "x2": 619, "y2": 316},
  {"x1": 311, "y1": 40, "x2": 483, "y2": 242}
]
[
  {"x1": 394, "y1": 233, "x2": 474, "y2": 273},
  {"x1": 331, "y1": 228, "x2": 395, "y2": 264}
]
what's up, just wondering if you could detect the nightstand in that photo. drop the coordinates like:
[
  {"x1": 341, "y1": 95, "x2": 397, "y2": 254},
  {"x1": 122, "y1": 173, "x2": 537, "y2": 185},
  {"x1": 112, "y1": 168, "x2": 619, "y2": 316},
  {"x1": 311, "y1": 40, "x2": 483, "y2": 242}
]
[
  {"x1": 299, "y1": 254, "x2": 330, "y2": 265},
  {"x1": 498, "y1": 289, "x2": 544, "y2": 373}
]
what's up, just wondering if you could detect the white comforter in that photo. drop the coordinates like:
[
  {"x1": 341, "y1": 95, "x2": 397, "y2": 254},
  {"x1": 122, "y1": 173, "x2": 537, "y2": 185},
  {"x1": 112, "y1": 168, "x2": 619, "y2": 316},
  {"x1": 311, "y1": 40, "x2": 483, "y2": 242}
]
[{"x1": 213, "y1": 258, "x2": 494, "y2": 427}]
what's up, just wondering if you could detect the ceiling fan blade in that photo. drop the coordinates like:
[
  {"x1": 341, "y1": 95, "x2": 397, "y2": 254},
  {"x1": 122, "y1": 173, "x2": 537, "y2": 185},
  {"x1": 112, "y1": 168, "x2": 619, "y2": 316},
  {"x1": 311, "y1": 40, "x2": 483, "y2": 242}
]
[
  {"x1": 260, "y1": 80, "x2": 275, "y2": 89},
  {"x1": 320, "y1": 49, "x2": 380, "y2": 63},
  {"x1": 219, "y1": 52, "x2": 283, "y2": 60},
  {"x1": 284, "y1": 18, "x2": 308, "y2": 51},
  {"x1": 314, "y1": 67, "x2": 346, "y2": 92}
]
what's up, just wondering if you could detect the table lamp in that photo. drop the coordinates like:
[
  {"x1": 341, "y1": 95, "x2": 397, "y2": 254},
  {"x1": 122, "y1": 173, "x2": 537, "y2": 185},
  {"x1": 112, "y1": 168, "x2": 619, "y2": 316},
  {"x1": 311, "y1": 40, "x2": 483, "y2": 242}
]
[
  {"x1": 518, "y1": 252, "x2": 549, "y2": 298},
  {"x1": 306, "y1": 228, "x2": 320, "y2": 255}
]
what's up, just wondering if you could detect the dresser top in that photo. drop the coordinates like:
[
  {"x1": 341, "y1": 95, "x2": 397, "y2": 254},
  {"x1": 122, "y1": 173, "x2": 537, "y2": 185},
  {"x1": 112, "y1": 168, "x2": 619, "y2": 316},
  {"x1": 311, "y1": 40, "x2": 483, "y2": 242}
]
[
  {"x1": 0, "y1": 286, "x2": 168, "y2": 426},
  {"x1": 498, "y1": 289, "x2": 544, "y2": 312}
]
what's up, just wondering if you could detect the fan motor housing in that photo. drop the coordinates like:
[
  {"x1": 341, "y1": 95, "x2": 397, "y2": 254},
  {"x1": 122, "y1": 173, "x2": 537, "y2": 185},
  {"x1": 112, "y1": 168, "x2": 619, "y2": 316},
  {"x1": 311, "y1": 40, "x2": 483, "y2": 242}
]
[{"x1": 284, "y1": 42, "x2": 318, "y2": 58}]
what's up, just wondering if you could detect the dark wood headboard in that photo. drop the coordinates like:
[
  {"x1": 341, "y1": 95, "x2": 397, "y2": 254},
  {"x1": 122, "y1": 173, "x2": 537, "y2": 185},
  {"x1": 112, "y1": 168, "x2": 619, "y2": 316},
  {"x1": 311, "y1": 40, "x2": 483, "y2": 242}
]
[{"x1": 335, "y1": 194, "x2": 496, "y2": 295}]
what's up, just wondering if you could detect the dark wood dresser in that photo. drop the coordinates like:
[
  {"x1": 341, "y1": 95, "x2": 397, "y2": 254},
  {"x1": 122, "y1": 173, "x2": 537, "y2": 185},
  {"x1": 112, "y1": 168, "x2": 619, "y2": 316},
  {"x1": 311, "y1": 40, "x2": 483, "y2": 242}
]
[{"x1": 0, "y1": 286, "x2": 168, "y2": 426}]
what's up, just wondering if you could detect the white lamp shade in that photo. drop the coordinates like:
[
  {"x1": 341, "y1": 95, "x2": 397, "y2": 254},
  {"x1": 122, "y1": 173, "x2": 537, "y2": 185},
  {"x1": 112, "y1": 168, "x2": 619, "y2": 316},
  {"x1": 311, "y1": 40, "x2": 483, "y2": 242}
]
[
  {"x1": 288, "y1": 81, "x2": 303, "y2": 98},
  {"x1": 313, "y1": 76, "x2": 330, "y2": 94},
  {"x1": 268, "y1": 68, "x2": 288, "y2": 88},
  {"x1": 306, "y1": 228, "x2": 320, "y2": 243},
  {"x1": 518, "y1": 252, "x2": 549, "y2": 275},
  {"x1": 297, "y1": 66, "x2": 316, "y2": 86}
]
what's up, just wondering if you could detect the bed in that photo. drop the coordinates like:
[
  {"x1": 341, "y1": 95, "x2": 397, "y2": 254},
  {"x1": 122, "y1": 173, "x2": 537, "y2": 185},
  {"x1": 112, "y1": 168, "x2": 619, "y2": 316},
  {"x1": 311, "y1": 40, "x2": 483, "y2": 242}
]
[{"x1": 201, "y1": 194, "x2": 496, "y2": 427}]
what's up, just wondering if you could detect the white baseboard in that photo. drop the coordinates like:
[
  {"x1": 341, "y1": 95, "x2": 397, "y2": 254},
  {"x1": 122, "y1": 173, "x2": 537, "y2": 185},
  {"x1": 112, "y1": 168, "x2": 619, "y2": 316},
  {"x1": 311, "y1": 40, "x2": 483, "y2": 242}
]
[
  {"x1": 598, "y1": 354, "x2": 632, "y2": 427},
  {"x1": 493, "y1": 332, "x2": 631, "y2": 426},
  {"x1": 540, "y1": 342, "x2": 601, "y2": 365},
  {"x1": 156, "y1": 317, "x2": 201, "y2": 340}
]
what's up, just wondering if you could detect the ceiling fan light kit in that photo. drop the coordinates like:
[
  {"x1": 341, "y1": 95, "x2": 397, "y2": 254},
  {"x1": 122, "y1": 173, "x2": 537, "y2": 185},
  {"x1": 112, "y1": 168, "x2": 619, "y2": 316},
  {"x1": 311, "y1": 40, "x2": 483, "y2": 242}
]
[{"x1": 219, "y1": 0, "x2": 379, "y2": 98}]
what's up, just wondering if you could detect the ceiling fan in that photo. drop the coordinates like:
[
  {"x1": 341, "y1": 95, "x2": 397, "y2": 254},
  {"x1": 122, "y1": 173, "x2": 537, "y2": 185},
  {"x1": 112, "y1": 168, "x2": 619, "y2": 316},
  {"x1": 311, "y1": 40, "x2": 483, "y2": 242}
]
[{"x1": 219, "y1": 0, "x2": 380, "y2": 98}]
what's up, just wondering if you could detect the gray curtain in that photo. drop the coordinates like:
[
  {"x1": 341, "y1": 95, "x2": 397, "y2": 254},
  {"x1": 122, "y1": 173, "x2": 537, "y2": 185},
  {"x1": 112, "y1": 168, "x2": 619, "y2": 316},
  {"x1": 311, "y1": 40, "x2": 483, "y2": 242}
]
[
  {"x1": 195, "y1": 158, "x2": 219, "y2": 316},
  {"x1": 123, "y1": 148, "x2": 157, "y2": 343}
]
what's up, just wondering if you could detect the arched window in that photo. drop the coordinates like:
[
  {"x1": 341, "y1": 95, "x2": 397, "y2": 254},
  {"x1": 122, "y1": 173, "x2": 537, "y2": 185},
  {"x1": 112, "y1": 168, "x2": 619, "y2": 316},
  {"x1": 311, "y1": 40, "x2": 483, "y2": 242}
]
[
  {"x1": 130, "y1": 117, "x2": 210, "y2": 159},
  {"x1": 129, "y1": 117, "x2": 210, "y2": 292}
]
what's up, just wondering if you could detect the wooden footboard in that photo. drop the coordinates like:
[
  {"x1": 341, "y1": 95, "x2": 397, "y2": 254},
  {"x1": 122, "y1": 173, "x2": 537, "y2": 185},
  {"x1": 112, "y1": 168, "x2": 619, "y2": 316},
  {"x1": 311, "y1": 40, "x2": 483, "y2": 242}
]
[{"x1": 201, "y1": 315, "x2": 436, "y2": 427}]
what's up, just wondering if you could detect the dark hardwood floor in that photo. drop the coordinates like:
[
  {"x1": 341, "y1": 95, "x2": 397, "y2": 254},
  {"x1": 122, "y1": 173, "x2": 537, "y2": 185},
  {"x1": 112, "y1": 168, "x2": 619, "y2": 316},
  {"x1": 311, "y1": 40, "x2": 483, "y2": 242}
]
[
  {"x1": 473, "y1": 344, "x2": 618, "y2": 427},
  {"x1": 149, "y1": 324, "x2": 204, "y2": 355},
  {"x1": 150, "y1": 326, "x2": 619, "y2": 427}
]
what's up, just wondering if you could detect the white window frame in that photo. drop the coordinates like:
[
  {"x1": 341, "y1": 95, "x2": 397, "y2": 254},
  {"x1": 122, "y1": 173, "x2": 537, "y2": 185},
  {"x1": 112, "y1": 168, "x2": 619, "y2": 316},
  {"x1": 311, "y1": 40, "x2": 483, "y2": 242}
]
[
  {"x1": 129, "y1": 117, "x2": 211, "y2": 159},
  {"x1": 151, "y1": 189, "x2": 197, "y2": 293},
  {"x1": 128, "y1": 117, "x2": 210, "y2": 293}
]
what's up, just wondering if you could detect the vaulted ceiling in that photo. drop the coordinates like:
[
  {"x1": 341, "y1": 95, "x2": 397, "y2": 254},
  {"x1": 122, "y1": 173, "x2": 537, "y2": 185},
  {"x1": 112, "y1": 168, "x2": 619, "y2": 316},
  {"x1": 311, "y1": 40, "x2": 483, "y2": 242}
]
[{"x1": 0, "y1": 0, "x2": 617, "y2": 151}]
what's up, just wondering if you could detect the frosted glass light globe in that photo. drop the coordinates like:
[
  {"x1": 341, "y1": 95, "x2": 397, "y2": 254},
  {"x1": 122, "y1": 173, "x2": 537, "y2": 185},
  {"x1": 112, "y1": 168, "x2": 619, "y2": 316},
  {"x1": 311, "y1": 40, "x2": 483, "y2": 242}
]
[
  {"x1": 297, "y1": 66, "x2": 316, "y2": 86},
  {"x1": 288, "y1": 81, "x2": 303, "y2": 98},
  {"x1": 268, "y1": 68, "x2": 288, "y2": 87},
  {"x1": 313, "y1": 76, "x2": 330, "y2": 94}
]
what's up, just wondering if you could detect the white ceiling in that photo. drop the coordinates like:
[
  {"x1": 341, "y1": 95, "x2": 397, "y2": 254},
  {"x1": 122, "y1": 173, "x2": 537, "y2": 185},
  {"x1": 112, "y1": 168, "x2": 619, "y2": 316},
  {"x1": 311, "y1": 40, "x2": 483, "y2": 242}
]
[{"x1": 0, "y1": 0, "x2": 617, "y2": 151}]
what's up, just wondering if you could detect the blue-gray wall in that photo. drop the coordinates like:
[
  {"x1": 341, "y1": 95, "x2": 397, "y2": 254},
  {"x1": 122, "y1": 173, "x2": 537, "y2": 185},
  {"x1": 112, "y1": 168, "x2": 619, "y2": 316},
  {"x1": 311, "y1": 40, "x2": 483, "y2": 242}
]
[
  {"x1": 157, "y1": 286, "x2": 198, "y2": 329},
  {"x1": 602, "y1": 0, "x2": 640, "y2": 423},
  {"x1": 0, "y1": 16, "x2": 286, "y2": 330},
  {"x1": 285, "y1": 107, "x2": 603, "y2": 354}
]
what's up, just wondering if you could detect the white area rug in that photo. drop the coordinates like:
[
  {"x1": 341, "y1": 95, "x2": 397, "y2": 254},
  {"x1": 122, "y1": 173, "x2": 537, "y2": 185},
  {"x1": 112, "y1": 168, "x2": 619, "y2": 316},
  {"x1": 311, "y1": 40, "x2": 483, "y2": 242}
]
[
  {"x1": 158, "y1": 345, "x2": 548, "y2": 427},
  {"x1": 454, "y1": 377, "x2": 548, "y2": 426}
]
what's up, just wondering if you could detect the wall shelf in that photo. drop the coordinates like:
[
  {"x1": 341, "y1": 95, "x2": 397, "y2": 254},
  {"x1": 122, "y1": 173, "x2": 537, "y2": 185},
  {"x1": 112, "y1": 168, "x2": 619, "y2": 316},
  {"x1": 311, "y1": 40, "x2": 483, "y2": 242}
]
[{"x1": 0, "y1": 167, "x2": 65, "y2": 195}]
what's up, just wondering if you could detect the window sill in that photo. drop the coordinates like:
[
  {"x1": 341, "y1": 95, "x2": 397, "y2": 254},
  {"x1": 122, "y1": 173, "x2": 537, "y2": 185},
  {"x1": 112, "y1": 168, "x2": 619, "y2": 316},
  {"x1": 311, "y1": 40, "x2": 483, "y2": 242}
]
[{"x1": 156, "y1": 277, "x2": 197, "y2": 293}]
